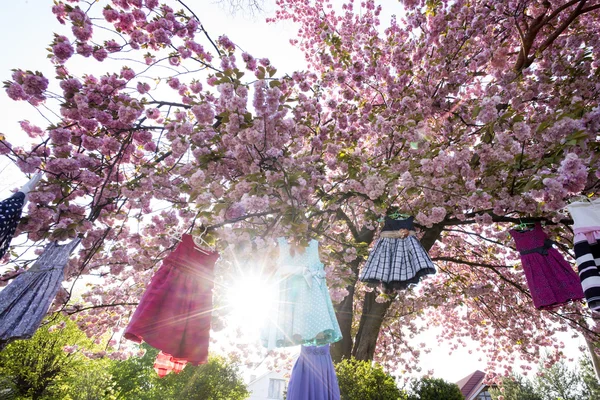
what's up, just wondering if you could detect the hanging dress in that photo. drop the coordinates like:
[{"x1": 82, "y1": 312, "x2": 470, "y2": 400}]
[
  {"x1": 509, "y1": 223, "x2": 584, "y2": 309},
  {"x1": 0, "y1": 192, "x2": 26, "y2": 260},
  {"x1": 124, "y1": 234, "x2": 219, "y2": 373},
  {"x1": 0, "y1": 172, "x2": 43, "y2": 260},
  {"x1": 359, "y1": 216, "x2": 436, "y2": 290},
  {"x1": 0, "y1": 238, "x2": 81, "y2": 348},
  {"x1": 567, "y1": 199, "x2": 600, "y2": 311},
  {"x1": 261, "y1": 238, "x2": 342, "y2": 348},
  {"x1": 286, "y1": 344, "x2": 341, "y2": 400}
]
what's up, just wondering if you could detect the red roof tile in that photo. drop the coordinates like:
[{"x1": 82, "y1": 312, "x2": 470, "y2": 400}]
[{"x1": 456, "y1": 370, "x2": 486, "y2": 399}]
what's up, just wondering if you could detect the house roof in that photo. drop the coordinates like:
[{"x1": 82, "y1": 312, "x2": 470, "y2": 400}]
[{"x1": 456, "y1": 370, "x2": 486, "y2": 399}]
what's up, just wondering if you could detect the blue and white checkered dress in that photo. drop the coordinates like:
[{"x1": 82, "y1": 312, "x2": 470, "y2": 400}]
[{"x1": 359, "y1": 216, "x2": 436, "y2": 290}]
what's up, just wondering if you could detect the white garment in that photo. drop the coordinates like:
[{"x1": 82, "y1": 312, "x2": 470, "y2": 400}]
[
  {"x1": 19, "y1": 172, "x2": 43, "y2": 204},
  {"x1": 567, "y1": 199, "x2": 600, "y2": 228}
]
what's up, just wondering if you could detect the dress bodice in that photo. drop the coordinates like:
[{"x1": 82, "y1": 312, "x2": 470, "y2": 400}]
[
  {"x1": 509, "y1": 223, "x2": 553, "y2": 253},
  {"x1": 301, "y1": 345, "x2": 331, "y2": 356},
  {"x1": 382, "y1": 216, "x2": 414, "y2": 232},
  {"x1": 164, "y1": 234, "x2": 219, "y2": 270},
  {"x1": 567, "y1": 200, "x2": 600, "y2": 229},
  {"x1": 277, "y1": 238, "x2": 323, "y2": 272}
]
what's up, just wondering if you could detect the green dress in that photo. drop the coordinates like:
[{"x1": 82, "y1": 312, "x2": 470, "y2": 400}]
[{"x1": 261, "y1": 238, "x2": 342, "y2": 348}]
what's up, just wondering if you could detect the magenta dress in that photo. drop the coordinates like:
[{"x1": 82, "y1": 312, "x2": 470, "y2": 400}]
[
  {"x1": 124, "y1": 234, "x2": 219, "y2": 366},
  {"x1": 509, "y1": 223, "x2": 584, "y2": 309}
]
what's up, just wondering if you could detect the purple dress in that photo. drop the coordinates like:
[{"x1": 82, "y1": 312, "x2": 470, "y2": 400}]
[
  {"x1": 509, "y1": 223, "x2": 584, "y2": 309},
  {"x1": 286, "y1": 345, "x2": 340, "y2": 400}
]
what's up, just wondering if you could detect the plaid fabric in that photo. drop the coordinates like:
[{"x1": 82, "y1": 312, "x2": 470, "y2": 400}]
[
  {"x1": 574, "y1": 229, "x2": 600, "y2": 311},
  {"x1": 359, "y1": 236, "x2": 436, "y2": 289},
  {"x1": 153, "y1": 351, "x2": 187, "y2": 377}
]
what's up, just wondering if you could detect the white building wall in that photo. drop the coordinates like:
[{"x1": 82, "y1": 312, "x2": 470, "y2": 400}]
[{"x1": 247, "y1": 371, "x2": 288, "y2": 400}]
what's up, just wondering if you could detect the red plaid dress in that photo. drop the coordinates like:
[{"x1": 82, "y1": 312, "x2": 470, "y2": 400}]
[
  {"x1": 125, "y1": 234, "x2": 218, "y2": 371},
  {"x1": 153, "y1": 351, "x2": 187, "y2": 377}
]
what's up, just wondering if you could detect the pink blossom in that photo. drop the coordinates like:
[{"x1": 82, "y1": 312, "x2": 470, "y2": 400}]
[
  {"x1": 145, "y1": 108, "x2": 161, "y2": 119},
  {"x1": 105, "y1": 39, "x2": 121, "y2": 53},
  {"x1": 217, "y1": 35, "x2": 235, "y2": 51},
  {"x1": 121, "y1": 67, "x2": 136, "y2": 80},
  {"x1": 22, "y1": 74, "x2": 49, "y2": 96},
  {"x1": 191, "y1": 103, "x2": 214, "y2": 124},
  {"x1": 93, "y1": 48, "x2": 108, "y2": 62},
  {"x1": 72, "y1": 25, "x2": 93, "y2": 42},
  {"x1": 19, "y1": 121, "x2": 44, "y2": 138},
  {"x1": 152, "y1": 28, "x2": 171, "y2": 45},
  {"x1": 52, "y1": 38, "x2": 74, "y2": 62},
  {"x1": 137, "y1": 82, "x2": 151, "y2": 94},
  {"x1": 76, "y1": 43, "x2": 94, "y2": 57},
  {"x1": 102, "y1": 7, "x2": 120, "y2": 22},
  {"x1": 6, "y1": 84, "x2": 28, "y2": 101},
  {"x1": 168, "y1": 77, "x2": 180, "y2": 89},
  {"x1": 558, "y1": 153, "x2": 588, "y2": 193}
]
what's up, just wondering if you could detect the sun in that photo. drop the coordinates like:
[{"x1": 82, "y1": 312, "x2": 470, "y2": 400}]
[{"x1": 225, "y1": 271, "x2": 279, "y2": 333}]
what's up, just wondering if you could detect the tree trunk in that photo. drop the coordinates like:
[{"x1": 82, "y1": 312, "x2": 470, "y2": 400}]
[
  {"x1": 585, "y1": 337, "x2": 600, "y2": 382},
  {"x1": 349, "y1": 223, "x2": 444, "y2": 361},
  {"x1": 352, "y1": 290, "x2": 397, "y2": 360},
  {"x1": 331, "y1": 282, "x2": 355, "y2": 363}
]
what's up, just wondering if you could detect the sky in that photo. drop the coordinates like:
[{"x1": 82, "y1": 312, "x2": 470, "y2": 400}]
[{"x1": 0, "y1": 0, "x2": 590, "y2": 385}]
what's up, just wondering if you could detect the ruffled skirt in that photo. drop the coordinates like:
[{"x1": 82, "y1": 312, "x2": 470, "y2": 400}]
[
  {"x1": 261, "y1": 272, "x2": 342, "y2": 348},
  {"x1": 359, "y1": 236, "x2": 436, "y2": 290}
]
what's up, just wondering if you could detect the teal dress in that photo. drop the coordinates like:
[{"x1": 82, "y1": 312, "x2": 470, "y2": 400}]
[{"x1": 261, "y1": 238, "x2": 342, "y2": 348}]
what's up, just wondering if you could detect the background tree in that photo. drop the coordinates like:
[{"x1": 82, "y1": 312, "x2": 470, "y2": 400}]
[
  {"x1": 489, "y1": 375, "x2": 542, "y2": 400},
  {"x1": 1, "y1": 0, "x2": 600, "y2": 379},
  {"x1": 334, "y1": 358, "x2": 406, "y2": 400},
  {"x1": 535, "y1": 360, "x2": 583, "y2": 400},
  {"x1": 579, "y1": 357, "x2": 600, "y2": 398},
  {"x1": 110, "y1": 343, "x2": 248, "y2": 400},
  {"x1": 490, "y1": 357, "x2": 600, "y2": 400},
  {"x1": 407, "y1": 377, "x2": 463, "y2": 400},
  {"x1": 0, "y1": 317, "x2": 111, "y2": 400}
]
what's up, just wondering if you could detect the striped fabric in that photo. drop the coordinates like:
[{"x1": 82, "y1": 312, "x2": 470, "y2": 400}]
[
  {"x1": 573, "y1": 227, "x2": 600, "y2": 311},
  {"x1": 359, "y1": 236, "x2": 436, "y2": 290},
  {"x1": 568, "y1": 200, "x2": 600, "y2": 311}
]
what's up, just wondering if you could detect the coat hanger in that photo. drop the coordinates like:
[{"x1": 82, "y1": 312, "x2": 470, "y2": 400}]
[
  {"x1": 192, "y1": 226, "x2": 215, "y2": 255},
  {"x1": 568, "y1": 194, "x2": 593, "y2": 204},
  {"x1": 388, "y1": 210, "x2": 411, "y2": 220},
  {"x1": 513, "y1": 218, "x2": 536, "y2": 232},
  {"x1": 165, "y1": 227, "x2": 211, "y2": 255},
  {"x1": 165, "y1": 227, "x2": 182, "y2": 244}
]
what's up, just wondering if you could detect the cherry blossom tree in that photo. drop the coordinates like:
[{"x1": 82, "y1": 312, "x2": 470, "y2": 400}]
[{"x1": 1, "y1": 0, "x2": 600, "y2": 379}]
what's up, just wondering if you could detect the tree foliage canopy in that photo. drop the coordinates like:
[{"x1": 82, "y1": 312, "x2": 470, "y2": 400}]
[
  {"x1": 0, "y1": 322, "x2": 248, "y2": 400},
  {"x1": 110, "y1": 343, "x2": 248, "y2": 400},
  {"x1": 335, "y1": 358, "x2": 406, "y2": 400},
  {"x1": 489, "y1": 357, "x2": 600, "y2": 400},
  {"x1": 407, "y1": 377, "x2": 463, "y2": 400},
  {"x1": 1, "y1": 0, "x2": 600, "y2": 377},
  {"x1": 0, "y1": 317, "x2": 112, "y2": 400}
]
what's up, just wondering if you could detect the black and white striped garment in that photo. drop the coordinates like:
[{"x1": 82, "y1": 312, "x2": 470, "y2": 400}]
[
  {"x1": 568, "y1": 200, "x2": 600, "y2": 311},
  {"x1": 0, "y1": 192, "x2": 26, "y2": 260}
]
